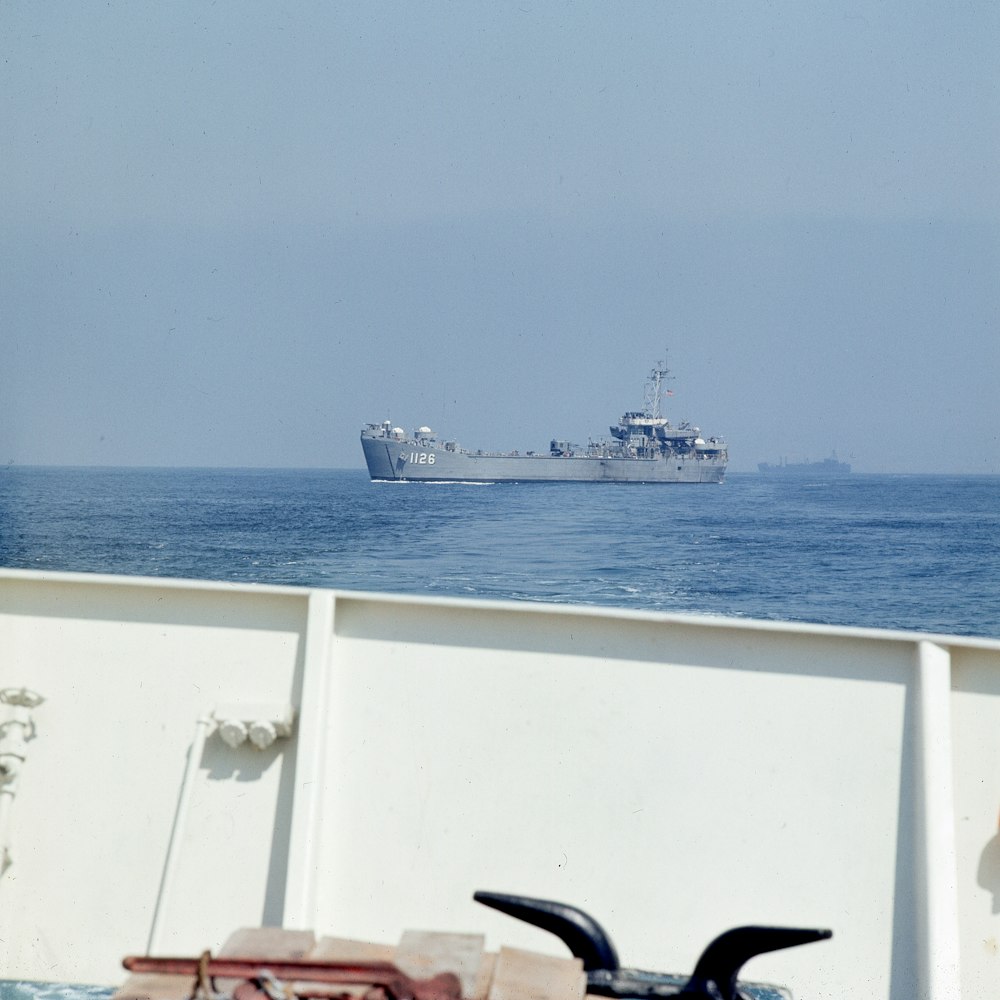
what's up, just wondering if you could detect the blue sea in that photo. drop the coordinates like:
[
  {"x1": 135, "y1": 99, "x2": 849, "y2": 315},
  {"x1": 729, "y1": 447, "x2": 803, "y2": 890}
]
[{"x1": 1, "y1": 466, "x2": 998, "y2": 639}]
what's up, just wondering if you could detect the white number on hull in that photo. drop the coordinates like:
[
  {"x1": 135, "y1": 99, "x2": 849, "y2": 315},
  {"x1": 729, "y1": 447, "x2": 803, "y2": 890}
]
[{"x1": 408, "y1": 452, "x2": 436, "y2": 465}]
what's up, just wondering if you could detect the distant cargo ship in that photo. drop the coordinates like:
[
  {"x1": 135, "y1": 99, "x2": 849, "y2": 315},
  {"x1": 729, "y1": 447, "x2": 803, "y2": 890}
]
[
  {"x1": 758, "y1": 455, "x2": 851, "y2": 476},
  {"x1": 361, "y1": 361, "x2": 727, "y2": 483}
]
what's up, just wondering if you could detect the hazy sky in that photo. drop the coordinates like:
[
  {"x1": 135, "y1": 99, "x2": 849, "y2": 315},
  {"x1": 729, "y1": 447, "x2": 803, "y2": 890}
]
[{"x1": 3, "y1": 2, "x2": 998, "y2": 472}]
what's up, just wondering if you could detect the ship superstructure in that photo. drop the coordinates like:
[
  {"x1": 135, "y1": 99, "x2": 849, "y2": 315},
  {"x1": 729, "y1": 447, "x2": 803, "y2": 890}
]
[{"x1": 361, "y1": 361, "x2": 727, "y2": 483}]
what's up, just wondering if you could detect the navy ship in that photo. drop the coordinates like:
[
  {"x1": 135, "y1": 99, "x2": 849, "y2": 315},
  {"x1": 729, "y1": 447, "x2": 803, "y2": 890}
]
[
  {"x1": 361, "y1": 362, "x2": 727, "y2": 483},
  {"x1": 757, "y1": 455, "x2": 851, "y2": 476}
]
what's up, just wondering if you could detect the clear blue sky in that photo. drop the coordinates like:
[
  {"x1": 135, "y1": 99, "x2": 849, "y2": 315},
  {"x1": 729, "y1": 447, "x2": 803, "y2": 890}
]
[{"x1": 3, "y1": 2, "x2": 997, "y2": 472}]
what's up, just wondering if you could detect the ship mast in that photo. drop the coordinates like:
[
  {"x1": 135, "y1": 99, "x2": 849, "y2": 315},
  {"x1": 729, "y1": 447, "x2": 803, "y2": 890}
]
[{"x1": 644, "y1": 357, "x2": 675, "y2": 420}]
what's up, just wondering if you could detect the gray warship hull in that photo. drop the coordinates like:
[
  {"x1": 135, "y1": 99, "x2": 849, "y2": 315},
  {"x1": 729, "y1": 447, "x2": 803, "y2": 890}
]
[{"x1": 362, "y1": 435, "x2": 725, "y2": 483}]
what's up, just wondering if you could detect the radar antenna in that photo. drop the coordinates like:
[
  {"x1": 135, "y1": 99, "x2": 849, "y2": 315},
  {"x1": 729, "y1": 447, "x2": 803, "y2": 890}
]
[{"x1": 644, "y1": 356, "x2": 675, "y2": 420}]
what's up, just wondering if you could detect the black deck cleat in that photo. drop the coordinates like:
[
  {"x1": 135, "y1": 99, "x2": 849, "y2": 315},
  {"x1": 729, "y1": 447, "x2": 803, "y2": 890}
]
[
  {"x1": 474, "y1": 891, "x2": 831, "y2": 1000},
  {"x1": 682, "y1": 926, "x2": 832, "y2": 1000},
  {"x1": 473, "y1": 891, "x2": 620, "y2": 972}
]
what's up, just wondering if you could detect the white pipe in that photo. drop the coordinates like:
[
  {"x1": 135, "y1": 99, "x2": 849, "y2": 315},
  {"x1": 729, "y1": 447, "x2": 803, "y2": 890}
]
[
  {"x1": 147, "y1": 714, "x2": 214, "y2": 954},
  {"x1": 913, "y1": 640, "x2": 962, "y2": 1000}
]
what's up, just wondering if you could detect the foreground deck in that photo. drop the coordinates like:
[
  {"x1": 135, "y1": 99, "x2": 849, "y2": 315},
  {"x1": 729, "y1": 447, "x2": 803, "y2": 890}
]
[{"x1": 2, "y1": 569, "x2": 999, "y2": 999}]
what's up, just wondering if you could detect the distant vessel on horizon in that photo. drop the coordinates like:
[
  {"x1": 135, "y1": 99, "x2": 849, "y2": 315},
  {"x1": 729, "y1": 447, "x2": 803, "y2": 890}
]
[{"x1": 758, "y1": 454, "x2": 851, "y2": 476}]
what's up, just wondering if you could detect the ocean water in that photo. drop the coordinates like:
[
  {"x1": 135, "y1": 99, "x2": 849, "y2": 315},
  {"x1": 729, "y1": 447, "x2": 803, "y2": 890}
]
[{"x1": 2, "y1": 466, "x2": 999, "y2": 638}]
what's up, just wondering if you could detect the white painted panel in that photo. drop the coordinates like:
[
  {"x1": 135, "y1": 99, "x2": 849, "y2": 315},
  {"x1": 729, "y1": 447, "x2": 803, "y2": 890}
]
[
  {"x1": 309, "y1": 598, "x2": 916, "y2": 1000},
  {"x1": 0, "y1": 573, "x2": 310, "y2": 983}
]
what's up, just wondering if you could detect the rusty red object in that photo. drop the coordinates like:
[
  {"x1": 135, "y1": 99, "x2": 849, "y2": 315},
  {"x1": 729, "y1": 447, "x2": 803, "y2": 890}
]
[{"x1": 122, "y1": 955, "x2": 463, "y2": 1000}]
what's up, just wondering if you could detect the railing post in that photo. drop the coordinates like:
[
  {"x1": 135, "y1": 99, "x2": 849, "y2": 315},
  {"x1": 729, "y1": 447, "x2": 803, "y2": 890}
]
[
  {"x1": 914, "y1": 640, "x2": 962, "y2": 1000},
  {"x1": 282, "y1": 589, "x2": 335, "y2": 929}
]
